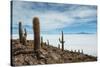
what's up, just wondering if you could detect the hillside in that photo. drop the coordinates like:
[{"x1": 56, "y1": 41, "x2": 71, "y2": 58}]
[{"x1": 11, "y1": 39, "x2": 97, "y2": 66}]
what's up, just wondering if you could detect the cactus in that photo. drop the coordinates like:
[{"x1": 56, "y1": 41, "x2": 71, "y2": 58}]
[
  {"x1": 78, "y1": 49, "x2": 80, "y2": 53},
  {"x1": 81, "y1": 49, "x2": 83, "y2": 54},
  {"x1": 47, "y1": 40, "x2": 49, "y2": 46},
  {"x1": 22, "y1": 28, "x2": 27, "y2": 45},
  {"x1": 24, "y1": 28, "x2": 27, "y2": 38},
  {"x1": 59, "y1": 31, "x2": 65, "y2": 51},
  {"x1": 19, "y1": 21, "x2": 23, "y2": 43},
  {"x1": 41, "y1": 36, "x2": 43, "y2": 48},
  {"x1": 44, "y1": 42, "x2": 46, "y2": 45},
  {"x1": 22, "y1": 35, "x2": 27, "y2": 45},
  {"x1": 74, "y1": 50, "x2": 76, "y2": 52},
  {"x1": 58, "y1": 44, "x2": 60, "y2": 49},
  {"x1": 33, "y1": 17, "x2": 40, "y2": 51},
  {"x1": 18, "y1": 21, "x2": 27, "y2": 45},
  {"x1": 71, "y1": 50, "x2": 73, "y2": 52}
]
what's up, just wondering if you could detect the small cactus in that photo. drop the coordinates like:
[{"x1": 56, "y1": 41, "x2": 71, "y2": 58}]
[
  {"x1": 44, "y1": 42, "x2": 46, "y2": 45},
  {"x1": 74, "y1": 50, "x2": 76, "y2": 52},
  {"x1": 78, "y1": 49, "x2": 80, "y2": 53},
  {"x1": 33, "y1": 17, "x2": 40, "y2": 51},
  {"x1": 58, "y1": 44, "x2": 60, "y2": 49},
  {"x1": 81, "y1": 49, "x2": 83, "y2": 54},
  {"x1": 71, "y1": 50, "x2": 73, "y2": 52},
  {"x1": 24, "y1": 28, "x2": 27, "y2": 37},
  {"x1": 22, "y1": 35, "x2": 27, "y2": 45},
  {"x1": 41, "y1": 36, "x2": 43, "y2": 48},
  {"x1": 59, "y1": 31, "x2": 65, "y2": 51},
  {"x1": 19, "y1": 21, "x2": 23, "y2": 43},
  {"x1": 18, "y1": 21, "x2": 27, "y2": 45},
  {"x1": 22, "y1": 28, "x2": 27, "y2": 45},
  {"x1": 47, "y1": 40, "x2": 49, "y2": 46}
]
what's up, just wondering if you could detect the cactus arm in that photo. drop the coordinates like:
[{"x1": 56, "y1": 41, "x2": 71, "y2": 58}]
[{"x1": 59, "y1": 38, "x2": 62, "y2": 43}]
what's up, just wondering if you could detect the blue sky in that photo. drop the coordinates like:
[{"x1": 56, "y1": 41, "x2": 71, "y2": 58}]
[{"x1": 12, "y1": 1, "x2": 97, "y2": 34}]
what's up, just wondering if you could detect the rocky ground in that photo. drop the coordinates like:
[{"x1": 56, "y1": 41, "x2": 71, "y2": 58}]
[{"x1": 11, "y1": 39, "x2": 97, "y2": 66}]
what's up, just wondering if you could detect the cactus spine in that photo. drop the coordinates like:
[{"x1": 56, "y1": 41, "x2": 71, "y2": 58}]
[
  {"x1": 33, "y1": 17, "x2": 40, "y2": 51},
  {"x1": 59, "y1": 31, "x2": 65, "y2": 51},
  {"x1": 19, "y1": 21, "x2": 23, "y2": 43}
]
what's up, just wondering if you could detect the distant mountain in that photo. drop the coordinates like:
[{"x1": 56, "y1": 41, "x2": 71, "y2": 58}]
[
  {"x1": 65, "y1": 32, "x2": 95, "y2": 34},
  {"x1": 76, "y1": 32, "x2": 92, "y2": 34}
]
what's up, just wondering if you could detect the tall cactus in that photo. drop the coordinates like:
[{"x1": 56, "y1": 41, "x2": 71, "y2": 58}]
[
  {"x1": 59, "y1": 31, "x2": 65, "y2": 51},
  {"x1": 19, "y1": 21, "x2": 23, "y2": 43},
  {"x1": 33, "y1": 17, "x2": 40, "y2": 51}
]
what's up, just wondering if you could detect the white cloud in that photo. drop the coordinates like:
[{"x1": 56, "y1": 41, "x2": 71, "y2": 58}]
[{"x1": 12, "y1": 1, "x2": 97, "y2": 33}]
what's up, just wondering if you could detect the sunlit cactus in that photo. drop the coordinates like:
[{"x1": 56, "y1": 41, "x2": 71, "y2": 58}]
[
  {"x1": 33, "y1": 17, "x2": 40, "y2": 51},
  {"x1": 19, "y1": 21, "x2": 23, "y2": 43},
  {"x1": 59, "y1": 31, "x2": 65, "y2": 51}
]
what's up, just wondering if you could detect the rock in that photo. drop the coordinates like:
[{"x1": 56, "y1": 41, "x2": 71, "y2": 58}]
[
  {"x1": 24, "y1": 55, "x2": 34, "y2": 65},
  {"x1": 14, "y1": 54, "x2": 25, "y2": 66},
  {"x1": 39, "y1": 61, "x2": 45, "y2": 64},
  {"x1": 39, "y1": 54, "x2": 45, "y2": 59},
  {"x1": 38, "y1": 59, "x2": 45, "y2": 64},
  {"x1": 39, "y1": 49, "x2": 48, "y2": 55},
  {"x1": 50, "y1": 53, "x2": 59, "y2": 61}
]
